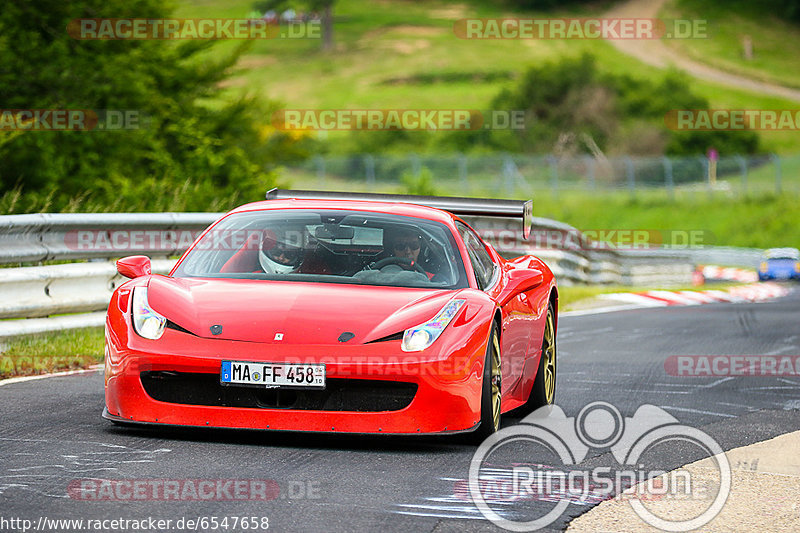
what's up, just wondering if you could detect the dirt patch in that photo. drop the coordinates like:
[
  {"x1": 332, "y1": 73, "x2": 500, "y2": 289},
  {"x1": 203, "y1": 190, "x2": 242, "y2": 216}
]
[
  {"x1": 429, "y1": 4, "x2": 468, "y2": 20},
  {"x1": 387, "y1": 39, "x2": 431, "y2": 54},
  {"x1": 217, "y1": 77, "x2": 248, "y2": 89},
  {"x1": 237, "y1": 55, "x2": 277, "y2": 69},
  {"x1": 361, "y1": 25, "x2": 445, "y2": 41}
]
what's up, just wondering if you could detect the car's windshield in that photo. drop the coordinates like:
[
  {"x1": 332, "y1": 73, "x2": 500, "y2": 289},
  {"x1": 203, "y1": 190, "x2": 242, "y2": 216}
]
[
  {"x1": 764, "y1": 248, "x2": 800, "y2": 260},
  {"x1": 172, "y1": 209, "x2": 469, "y2": 289}
]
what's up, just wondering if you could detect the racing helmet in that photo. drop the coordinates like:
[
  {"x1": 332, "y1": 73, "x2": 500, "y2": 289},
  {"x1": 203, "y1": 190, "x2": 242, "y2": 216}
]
[{"x1": 258, "y1": 225, "x2": 304, "y2": 274}]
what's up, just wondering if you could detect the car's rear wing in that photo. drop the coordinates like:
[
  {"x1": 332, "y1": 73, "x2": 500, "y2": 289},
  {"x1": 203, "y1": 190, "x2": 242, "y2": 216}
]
[{"x1": 265, "y1": 188, "x2": 533, "y2": 239}]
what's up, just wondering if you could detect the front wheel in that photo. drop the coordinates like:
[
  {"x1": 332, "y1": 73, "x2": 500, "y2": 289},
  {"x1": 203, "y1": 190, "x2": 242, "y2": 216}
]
[
  {"x1": 528, "y1": 301, "x2": 557, "y2": 408},
  {"x1": 471, "y1": 322, "x2": 502, "y2": 443}
]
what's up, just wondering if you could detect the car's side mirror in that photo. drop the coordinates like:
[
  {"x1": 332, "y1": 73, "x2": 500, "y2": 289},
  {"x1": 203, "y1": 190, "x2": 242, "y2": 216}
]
[
  {"x1": 498, "y1": 268, "x2": 543, "y2": 306},
  {"x1": 117, "y1": 255, "x2": 152, "y2": 279}
]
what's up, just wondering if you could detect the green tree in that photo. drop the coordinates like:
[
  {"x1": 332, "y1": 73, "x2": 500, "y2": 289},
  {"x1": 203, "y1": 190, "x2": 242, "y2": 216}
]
[{"x1": 0, "y1": 0, "x2": 278, "y2": 212}]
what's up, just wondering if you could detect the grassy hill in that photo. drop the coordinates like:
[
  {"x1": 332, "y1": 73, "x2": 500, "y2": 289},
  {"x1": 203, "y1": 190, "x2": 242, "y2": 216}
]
[
  {"x1": 177, "y1": 0, "x2": 800, "y2": 154},
  {"x1": 662, "y1": 0, "x2": 800, "y2": 90}
]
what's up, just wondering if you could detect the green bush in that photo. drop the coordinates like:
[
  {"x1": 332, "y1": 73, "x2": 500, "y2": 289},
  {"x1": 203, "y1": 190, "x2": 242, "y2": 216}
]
[{"x1": 487, "y1": 54, "x2": 760, "y2": 157}]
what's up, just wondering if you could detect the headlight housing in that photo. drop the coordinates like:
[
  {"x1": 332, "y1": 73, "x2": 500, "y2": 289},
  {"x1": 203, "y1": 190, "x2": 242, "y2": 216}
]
[
  {"x1": 759, "y1": 262, "x2": 768, "y2": 273},
  {"x1": 132, "y1": 287, "x2": 166, "y2": 340},
  {"x1": 401, "y1": 299, "x2": 465, "y2": 352}
]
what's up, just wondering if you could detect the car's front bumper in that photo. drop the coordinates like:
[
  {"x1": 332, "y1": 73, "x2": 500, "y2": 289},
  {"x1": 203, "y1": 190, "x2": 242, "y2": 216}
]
[{"x1": 104, "y1": 321, "x2": 490, "y2": 435}]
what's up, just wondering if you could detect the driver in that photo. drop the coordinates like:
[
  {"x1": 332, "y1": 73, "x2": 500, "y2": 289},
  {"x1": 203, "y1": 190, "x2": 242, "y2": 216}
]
[
  {"x1": 382, "y1": 226, "x2": 435, "y2": 280},
  {"x1": 388, "y1": 227, "x2": 422, "y2": 263}
]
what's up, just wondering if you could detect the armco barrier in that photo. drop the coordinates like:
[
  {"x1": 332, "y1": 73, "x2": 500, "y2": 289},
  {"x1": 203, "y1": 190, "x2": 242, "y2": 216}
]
[
  {"x1": 0, "y1": 212, "x2": 217, "y2": 264},
  {"x1": 0, "y1": 212, "x2": 753, "y2": 338},
  {"x1": 0, "y1": 259, "x2": 175, "y2": 319}
]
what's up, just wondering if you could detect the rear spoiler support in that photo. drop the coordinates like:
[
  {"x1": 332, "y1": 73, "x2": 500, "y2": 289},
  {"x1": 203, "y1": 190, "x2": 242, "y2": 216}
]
[{"x1": 265, "y1": 188, "x2": 533, "y2": 239}]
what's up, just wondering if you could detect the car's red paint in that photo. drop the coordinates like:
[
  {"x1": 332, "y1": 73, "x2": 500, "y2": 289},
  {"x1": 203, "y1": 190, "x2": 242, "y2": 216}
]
[
  {"x1": 104, "y1": 198, "x2": 557, "y2": 434},
  {"x1": 116, "y1": 255, "x2": 152, "y2": 279}
]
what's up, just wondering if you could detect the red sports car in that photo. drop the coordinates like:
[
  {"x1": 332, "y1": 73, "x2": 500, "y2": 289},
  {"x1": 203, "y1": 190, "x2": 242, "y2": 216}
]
[{"x1": 103, "y1": 190, "x2": 558, "y2": 439}]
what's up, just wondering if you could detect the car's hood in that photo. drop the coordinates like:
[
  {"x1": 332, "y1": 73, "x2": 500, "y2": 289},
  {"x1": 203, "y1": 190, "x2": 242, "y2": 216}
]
[{"x1": 146, "y1": 276, "x2": 460, "y2": 344}]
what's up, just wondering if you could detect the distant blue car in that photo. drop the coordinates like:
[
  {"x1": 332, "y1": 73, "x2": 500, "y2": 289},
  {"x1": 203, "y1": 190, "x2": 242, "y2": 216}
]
[{"x1": 759, "y1": 248, "x2": 800, "y2": 281}]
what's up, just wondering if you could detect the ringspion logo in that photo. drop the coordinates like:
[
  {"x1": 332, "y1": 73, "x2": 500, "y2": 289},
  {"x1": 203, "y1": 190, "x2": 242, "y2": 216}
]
[{"x1": 470, "y1": 403, "x2": 730, "y2": 531}]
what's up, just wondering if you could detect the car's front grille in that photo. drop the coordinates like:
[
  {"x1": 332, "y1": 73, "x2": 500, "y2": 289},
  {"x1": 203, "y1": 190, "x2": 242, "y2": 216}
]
[{"x1": 140, "y1": 371, "x2": 417, "y2": 412}]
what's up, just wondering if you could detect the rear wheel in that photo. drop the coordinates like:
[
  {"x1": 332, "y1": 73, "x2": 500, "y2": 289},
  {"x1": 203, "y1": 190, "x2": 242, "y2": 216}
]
[
  {"x1": 528, "y1": 301, "x2": 557, "y2": 408},
  {"x1": 472, "y1": 322, "x2": 502, "y2": 442}
]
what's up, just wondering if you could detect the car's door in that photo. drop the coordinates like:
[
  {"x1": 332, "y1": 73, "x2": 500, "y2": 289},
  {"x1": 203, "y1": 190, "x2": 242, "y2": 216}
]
[{"x1": 456, "y1": 222, "x2": 532, "y2": 394}]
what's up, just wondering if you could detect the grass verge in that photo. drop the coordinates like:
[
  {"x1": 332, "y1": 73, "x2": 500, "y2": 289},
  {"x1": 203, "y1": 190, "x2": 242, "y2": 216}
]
[{"x1": 0, "y1": 327, "x2": 104, "y2": 380}]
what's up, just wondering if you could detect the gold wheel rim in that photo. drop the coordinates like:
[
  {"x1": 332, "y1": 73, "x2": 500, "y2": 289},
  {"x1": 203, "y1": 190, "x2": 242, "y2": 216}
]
[
  {"x1": 491, "y1": 332, "x2": 501, "y2": 431},
  {"x1": 543, "y1": 310, "x2": 556, "y2": 404}
]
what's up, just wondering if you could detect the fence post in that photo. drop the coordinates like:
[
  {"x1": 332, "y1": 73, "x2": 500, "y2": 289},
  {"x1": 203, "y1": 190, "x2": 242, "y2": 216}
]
[
  {"x1": 314, "y1": 155, "x2": 326, "y2": 189},
  {"x1": 662, "y1": 156, "x2": 674, "y2": 200},
  {"x1": 772, "y1": 153, "x2": 782, "y2": 194},
  {"x1": 701, "y1": 156, "x2": 711, "y2": 196},
  {"x1": 625, "y1": 157, "x2": 635, "y2": 197},
  {"x1": 585, "y1": 155, "x2": 595, "y2": 190},
  {"x1": 458, "y1": 153, "x2": 469, "y2": 194},
  {"x1": 410, "y1": 153, "x2": 421, "y2": 177},
  {"x1": 547, "y1": 155, "x2": 558, "y2": 198},
  {"x1": 736, "y1": 155, "x2": 747, "y2": 196},
  {"x1": 502, "y1": 154, "x2": 516, "y2": 196},
  {"x1": 364, "y1": 154, "x2": 375, "y2": 191}
]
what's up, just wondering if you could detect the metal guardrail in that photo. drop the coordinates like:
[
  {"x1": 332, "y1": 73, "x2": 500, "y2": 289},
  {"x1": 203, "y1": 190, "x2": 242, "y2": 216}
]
[
  {"x1": 0, "y1": 212, "x2": 757, "y2": 339},
  {"x1": 0, "y1": 259, "x2": 175, "y2": 320},
  {"x1": 0, "y1": 212, "x2": 218, "y2": 264}
]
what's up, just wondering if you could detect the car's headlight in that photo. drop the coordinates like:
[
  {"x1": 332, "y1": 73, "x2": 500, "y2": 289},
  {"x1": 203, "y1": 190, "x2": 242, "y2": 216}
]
[
  {"x1": 132, "y1": 287, "x2": 166, "y2": 340},
  {"x1": 759, "y1": 262, "x2": 768, "y2": 273},
  {"x1": 795, "y1": 261, "x2": 800, "y2": 273},
  {"x1": 401, "y1": 299, "x2": 465, "y2": 352}
]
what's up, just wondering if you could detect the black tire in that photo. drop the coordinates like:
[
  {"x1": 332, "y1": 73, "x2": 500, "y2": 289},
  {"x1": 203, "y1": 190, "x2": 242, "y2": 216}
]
[
  {"x1": 527, "y1": 301, "x2": 557, "y2": 409},
  {"x1": 470, "y1": 322, "x2": 502, "y2": 443}
]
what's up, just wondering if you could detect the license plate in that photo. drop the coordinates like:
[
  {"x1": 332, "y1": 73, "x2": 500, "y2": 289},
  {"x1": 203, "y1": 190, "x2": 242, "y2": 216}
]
[{"x1": 220, "y1": 361, "x2": 325, "y2": 389}]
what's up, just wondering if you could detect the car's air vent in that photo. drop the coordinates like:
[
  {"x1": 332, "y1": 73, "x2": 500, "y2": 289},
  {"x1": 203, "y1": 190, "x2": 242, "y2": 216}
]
[
  {"x1": 366, "y1": 331, "x2": 404, "y2": 343},
  {"x1": 140, "y1": 372, "x2": 417, "y2": 412},
  {"x1": 165, "y1": 320, "x2": 195, "y2": 335}
]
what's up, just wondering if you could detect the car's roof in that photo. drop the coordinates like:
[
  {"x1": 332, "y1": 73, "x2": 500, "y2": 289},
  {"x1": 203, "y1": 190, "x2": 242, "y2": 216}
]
[
  {"x1": 764, "y1": 247, "x2": 800, "y2": 259},
  {"x1": 227, "y1": 198, "x2": 458, "y2": 226}
]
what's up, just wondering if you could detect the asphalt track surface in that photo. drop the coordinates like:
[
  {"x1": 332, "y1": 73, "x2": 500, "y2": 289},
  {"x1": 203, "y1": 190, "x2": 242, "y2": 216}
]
[{"x1": 1, "y1": 288, "x2": 798, "y2": 532}]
